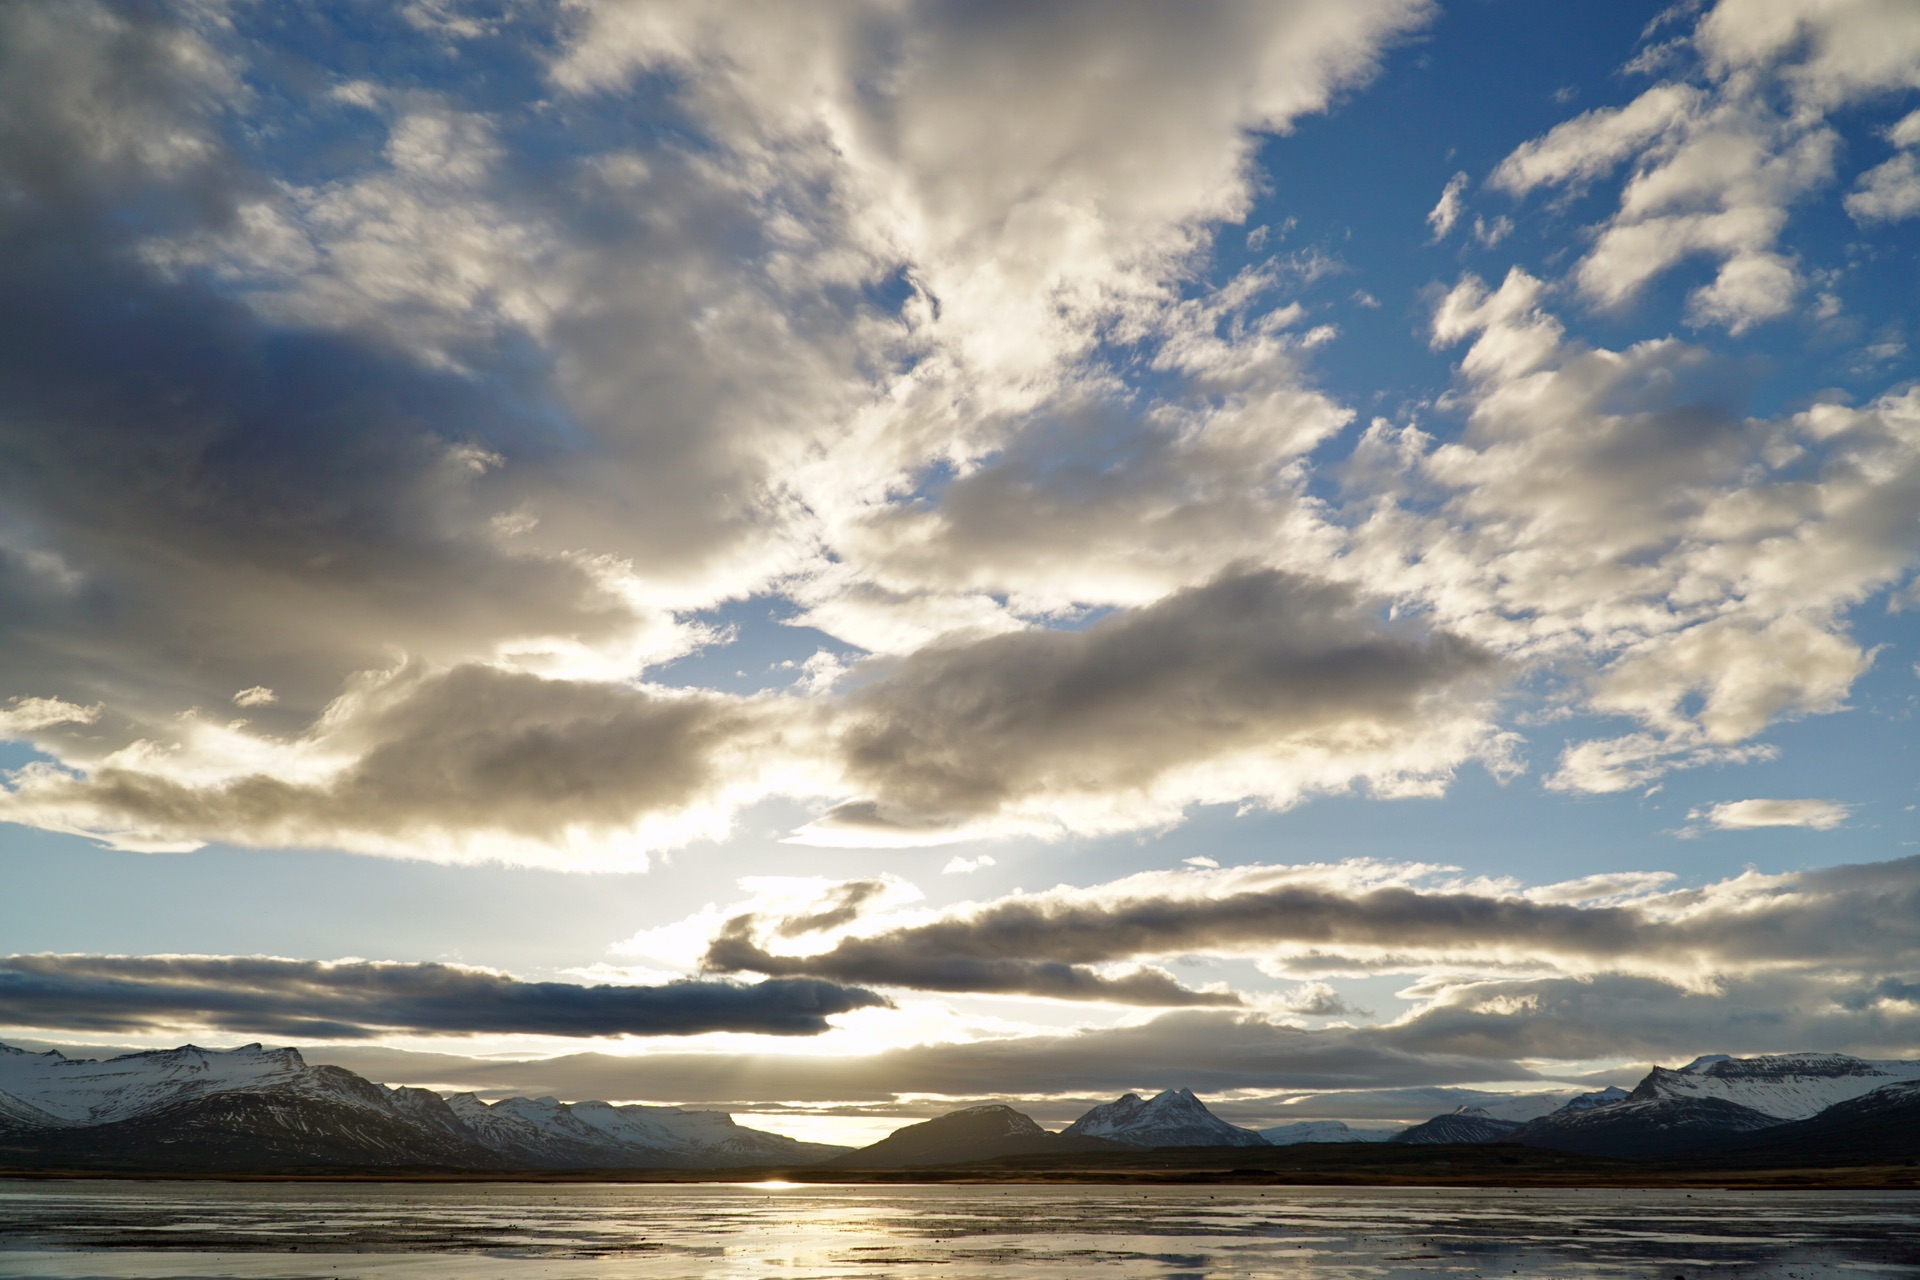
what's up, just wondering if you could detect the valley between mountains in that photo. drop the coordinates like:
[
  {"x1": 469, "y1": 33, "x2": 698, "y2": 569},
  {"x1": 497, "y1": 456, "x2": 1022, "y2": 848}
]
[{"x1": 2, "y1": 1042, "x2": 1917, "y2": 1180}]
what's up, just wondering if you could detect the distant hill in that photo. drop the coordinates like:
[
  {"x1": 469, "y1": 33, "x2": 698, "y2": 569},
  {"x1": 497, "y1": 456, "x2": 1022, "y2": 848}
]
[
  {"x1": 825, "y1": 1104, "x2": 1130, "y2": 1169},
  {"x1": 1389, "y1": 1106, "x2": 1523, "y2": 1145},
  {"x1": 1063, "y1": 1088, "x2": 1268, "y2": 1148},
  {"x1": 1259, "y1": 1120, "x2": 1397, "y2": 1145}
]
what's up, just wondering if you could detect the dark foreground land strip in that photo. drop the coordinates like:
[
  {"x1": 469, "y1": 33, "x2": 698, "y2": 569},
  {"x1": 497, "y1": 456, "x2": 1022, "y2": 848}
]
[{"x1": 4, "y1": 1142, "x2": 1919, "y2": 1189}]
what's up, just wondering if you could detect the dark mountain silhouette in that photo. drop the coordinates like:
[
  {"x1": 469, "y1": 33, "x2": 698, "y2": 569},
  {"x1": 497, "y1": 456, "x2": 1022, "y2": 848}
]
[
  {"x1": 825, "y1": 1104, "x2": 1132, "y2": 1169},
  {"x1": 1389, "y1": 1106, "x2": 1523, "y2": 1145}
]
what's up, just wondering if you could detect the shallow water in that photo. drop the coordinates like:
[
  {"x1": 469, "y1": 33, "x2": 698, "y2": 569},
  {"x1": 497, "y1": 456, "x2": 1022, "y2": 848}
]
[{"x1": 0, "y1": 1181, "x2": 1916, "y2": 1279}]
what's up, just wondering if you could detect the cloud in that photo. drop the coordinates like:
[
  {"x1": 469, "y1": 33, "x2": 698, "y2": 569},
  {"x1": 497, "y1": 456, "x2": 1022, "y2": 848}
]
[
  {"x1": 301, "y1": 964, "x2": 1920, "y2": 1119},
  {"x1": 0, "y1": 954, "x2": 887, "y2": 1041},
  {"x1": 1377, "y1": 270, "x2": 1920, "y2": 791},
  {"x1": 688, "y1": 854, "x2": 1920, "y2": 995},
  {"x1": 1691, "y1": 797, "x2": 1852, "y2": 831},
  {"x1": 0, "y1": 0, "x2": 1909, "y2": 875},
  {"x1": 0, "y1": 663, "x2": 793, "y2": 868},
  {"x1": 1278, "y1": 981, "x2": 1372, "y2": 1019},
  {"x1": 1489, "y1": 0, "x2": 1920, "y2": 333},
  {"x1": 0, "y1": 696, "x2": 99, "y2": 738},
  {"x1": 0, "y1": 0, "x2": 1468, "y2": 869},
  {"x1": 314, "y1": 1008, "x2": 1538, "y2": 1110},
  {"x1": 941, "y1": 854, "x2": 995, "y2": 875},
  {"x1": 1849, "y1": 150, "x2": 1920, "y2": 222},
  {"x1": 704, "y1": 913, "x2": 1240, "y2": 1008},
  {"x1": 805, "y1": 568, "x2": 1507, "y2": 843},
  {"x1": 1426, "y1": 171, "x2": 1469, "y2": 240},
  {"x1": 1847, "y1": 112, "x2": 1920, "y2": 223}
]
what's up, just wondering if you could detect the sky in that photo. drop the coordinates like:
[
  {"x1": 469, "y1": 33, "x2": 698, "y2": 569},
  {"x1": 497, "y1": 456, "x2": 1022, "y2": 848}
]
[{"x1": 0, "y1": 0, "x2": 1918, "y2": 1146}]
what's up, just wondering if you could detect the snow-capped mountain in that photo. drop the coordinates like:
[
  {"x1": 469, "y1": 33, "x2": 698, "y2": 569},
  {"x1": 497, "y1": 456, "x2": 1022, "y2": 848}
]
[
  {"x1": 1388, "y1": 1106, "x2": 1523, "y2": 1145},
  {"x1": 443, "y1": 1092, "x2": 845, "y2": 1168},
  {"x1": 0, "y1": 1042, "x2": 360, "y2": 1127},
  {"x1": 1258, "y1": 1120, "x2": 1396, "y2": 1145},
  {"x1": 569, "y1": 1099, "x2": 841, "y2": 1165},
  {"x1": 1632, "y1": 1053, "x2": 1920, "y2": 1121},
  {"x1": 1513, "y1": 1053, "x2": 1920, "y2": 1159},
  {"x1": 0, "y1": 1041, "x2": 845, "y2": 1171},
  {"x1": 1554, "y1": 1086, "x2": 1631, "y2": 1114},
  {"x1": 1062, "y1": 1088, "x2": 1268, "y2": 1148}
]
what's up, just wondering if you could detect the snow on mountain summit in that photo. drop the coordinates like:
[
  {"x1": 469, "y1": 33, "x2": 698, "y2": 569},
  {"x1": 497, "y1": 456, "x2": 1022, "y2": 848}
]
[
  {"x1": 0, "y1": 1041, "x2": 355, "y2": 1126},
  {"x1": 1062, "y1": 1088, "x2": 1268, "y2": 1148},
  {"x1": 1637, "y1": 1052, "x2": 1920, "y2": 1121}
]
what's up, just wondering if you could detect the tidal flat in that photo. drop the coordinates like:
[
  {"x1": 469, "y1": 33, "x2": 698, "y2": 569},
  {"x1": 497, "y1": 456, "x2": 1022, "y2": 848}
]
[{"x1": 0, "y1": 1181, "x2": 1917, "y2": 1279}]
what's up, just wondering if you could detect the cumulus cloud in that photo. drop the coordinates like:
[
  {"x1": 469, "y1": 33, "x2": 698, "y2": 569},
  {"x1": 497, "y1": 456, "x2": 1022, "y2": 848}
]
[
  {"x1": 0, "y1": 0, "x2": 1463, "y2": 867},
  {"x1": 1692, "y1": 797, "x2": 1852, "y2": 831},
  {"x1": 805, "y1": 568, "x2": 1508, "y2": 843},
  {"x1": 0, "y1": 954, "x2": 887, "y2": 1040},
  {"x1": 0, "y1": 664, "x2": 793, "y2": 869},
  {"x1": 1490, "y1": 0, "x2": 1920, "y2": 332},
  {"x1": 1369, "y1": 270, "x2": 1920, "y2": 792},
  {"x1": 0, "y1": 0, "x2": 1909, "y2": 876},
  {"x1": 1426, "y1": 171, "x2": 1469, "y2": 240}
]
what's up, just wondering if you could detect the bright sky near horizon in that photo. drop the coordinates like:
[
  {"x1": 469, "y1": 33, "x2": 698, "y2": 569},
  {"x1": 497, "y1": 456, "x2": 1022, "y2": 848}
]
[{"x1": 0, "y1": 0, "x2": 1917, "y2": 1144}]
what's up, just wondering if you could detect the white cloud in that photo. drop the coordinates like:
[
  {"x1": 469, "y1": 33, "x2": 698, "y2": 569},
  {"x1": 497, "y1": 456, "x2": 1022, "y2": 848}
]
[
  {"x1": 1426, "y1": 171, "x2": 1468, "y2": 240},
  {"x1": 0, "y1": 696, "x2": 100, "y2": 739},
  {"x1": 1848, "y1": 150, "x2": 1920, "y2": 223},
  {"x1": 1490, "y1": 0, "x2": 1920, "y2": 332},
  {"x1": 1692, "y1": 797, "x2": 1852, "y2": 831},
  {"x1": 941, "y1": 854, "x2": 996, "y2": 875},
  {"x1": 1383, "y1": 271, "x2": 1920, "y2": 791}
]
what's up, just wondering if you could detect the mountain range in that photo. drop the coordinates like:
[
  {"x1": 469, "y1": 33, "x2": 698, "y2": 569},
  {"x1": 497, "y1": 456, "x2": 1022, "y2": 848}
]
[
  {"x1": 2, "y1": 1041, "x2": 1916, "y2": 1172},
  {"x1": 0, "y1": 1042, "x2": 844, "y2": 1171}
]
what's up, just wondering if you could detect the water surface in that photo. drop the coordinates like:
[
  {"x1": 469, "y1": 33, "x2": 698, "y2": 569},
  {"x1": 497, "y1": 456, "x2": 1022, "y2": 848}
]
[{"x1": 1, "y1": 1181, "x2": 1916, "y2": 1278}]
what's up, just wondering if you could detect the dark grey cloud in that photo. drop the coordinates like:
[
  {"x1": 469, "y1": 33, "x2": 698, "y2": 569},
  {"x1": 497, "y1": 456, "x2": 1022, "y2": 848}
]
[
  {"x1": 705, "y1": 914, "x2": 1239, "y2": 1007},
  {"x1": 0, "y1": 954, "x2": 887, "y2": 1040},
  {"x1": 0, "y1": 4, "x2": 651, "y2": 737},
  {"x1": 698, "y1": 855, "x2": 1920, "y2": 997},
  {"x1": 823, "y1": 568, "x2": 1500, "y2": 832},
  {"x1": 775, "y1": 880, "x2": 891, "y2": 939}
]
